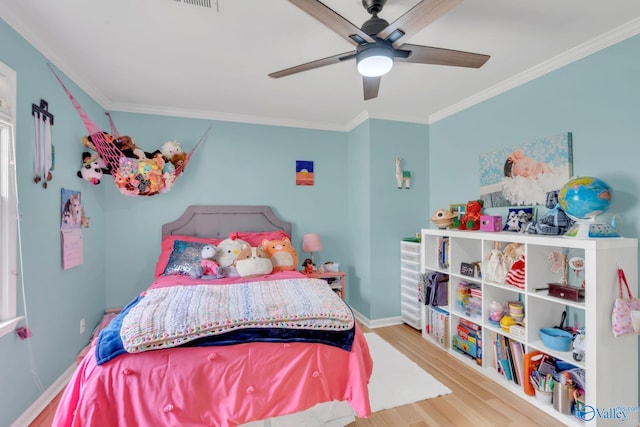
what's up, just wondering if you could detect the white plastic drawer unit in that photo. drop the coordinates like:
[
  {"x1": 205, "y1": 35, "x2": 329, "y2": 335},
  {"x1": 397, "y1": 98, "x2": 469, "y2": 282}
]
[
  {"x1": 400, "y1": 250, "x2": 419, "y2": 264},
  {"x1": 400, "y1": 259, "x2": 420, "y2": 273},
  {"x1": 400, "y1": 269, "x2": 419, "y2": 283},
  {"x1": 400, "y1": 276, "x2": 417, "y2": 288},
  {"x1": 401, "y1": 241, "x2": 420, "y2": 255},
  {"x1": 401, "y1": 303, "x2": 420, "y2": 323}
]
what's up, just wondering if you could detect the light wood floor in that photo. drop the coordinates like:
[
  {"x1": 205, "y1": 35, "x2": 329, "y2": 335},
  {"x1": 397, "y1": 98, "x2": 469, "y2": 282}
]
[
  {"x1": 349, "y1": 324, "x2": 565, "y2": 427},
  {"x1": 29, "y1": 323, "x2": 565, "y2": 427}
]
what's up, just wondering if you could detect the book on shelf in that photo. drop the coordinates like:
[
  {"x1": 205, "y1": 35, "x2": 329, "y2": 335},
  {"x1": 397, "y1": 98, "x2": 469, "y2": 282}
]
[
  {"x1": 492, "y1": 333, "x2": 524, "y2": 387},
  {"x1": 510, "y1": 339, "x2": 525, "y2": 386},
  {"x1": 438, "y1": 237, "x2": 449, "y2": 269},
  {"x1": 503, "y1": 336, "x2": 518, "y2": 385},
  {"x1": 428, "y1": 306, "x2": 450, "y2": 348}
]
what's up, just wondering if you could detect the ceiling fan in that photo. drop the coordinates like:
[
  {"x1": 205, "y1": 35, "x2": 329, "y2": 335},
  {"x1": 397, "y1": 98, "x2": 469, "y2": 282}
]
[{"x1": 269, "y1": 0, "x2": 490, "y2": 100}]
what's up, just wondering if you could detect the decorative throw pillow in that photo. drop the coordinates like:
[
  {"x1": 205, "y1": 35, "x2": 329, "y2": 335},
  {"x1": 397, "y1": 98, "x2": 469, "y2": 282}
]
[
  {"x1": 503, "y1": 207, "x2": 536, "y2": 233},
  {"x1": 261, "y1": 237, "x2": 298, "y2": 271},
  {"x1": 155, "y1": 235, "x2": 222, "y2": 277},
  {"x1": 162, "y1": 240, "x2": 210, "y2": 276},
  {"x1": 234, "y1": 245, "x2": 273, "y2": 278},
  {"x1": 215, "y1": 237, "x2": 251, "y2": 267},
  {"x1": 228, "y1": 231, "x2": 290, "y2": 247}
]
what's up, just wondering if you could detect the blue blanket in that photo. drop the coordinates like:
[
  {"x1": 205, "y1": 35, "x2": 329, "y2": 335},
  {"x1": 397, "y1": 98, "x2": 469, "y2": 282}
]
[{"x1": 96, "y1": 283, "x2": 355, "y2": 365}]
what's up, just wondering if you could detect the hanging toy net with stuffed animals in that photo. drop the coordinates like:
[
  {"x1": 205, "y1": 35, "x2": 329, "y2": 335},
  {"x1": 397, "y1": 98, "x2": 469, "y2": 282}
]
[{"x1": 49, "y1": 64, "x2": 210, "y2": 196}]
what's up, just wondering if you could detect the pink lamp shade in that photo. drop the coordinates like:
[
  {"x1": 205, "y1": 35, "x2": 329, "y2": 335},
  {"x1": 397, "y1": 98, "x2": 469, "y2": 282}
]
[
  {"x1": 302, "y1": 233, "x2": 323, "y2": 264},
  {"x1": 302, "y1": 233, "x2": 323, "y2": 253}
]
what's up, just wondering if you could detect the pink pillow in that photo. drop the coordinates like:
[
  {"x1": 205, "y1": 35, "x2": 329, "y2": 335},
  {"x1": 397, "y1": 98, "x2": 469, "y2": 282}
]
[
  {"x1": 228, "y1": 231, "x2": 290, "y2": 247},
  {"x1": 155, "y1": 235, "x2": 223, "y2": 278}
]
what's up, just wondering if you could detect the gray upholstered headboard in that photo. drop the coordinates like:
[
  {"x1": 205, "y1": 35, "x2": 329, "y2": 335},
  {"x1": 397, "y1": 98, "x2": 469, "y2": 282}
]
[{"x1": 162, "y1": 206, "x2": 292, "y2": 239}]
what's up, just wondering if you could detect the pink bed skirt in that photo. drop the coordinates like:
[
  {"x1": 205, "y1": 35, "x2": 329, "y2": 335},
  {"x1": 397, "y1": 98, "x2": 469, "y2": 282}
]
[{"x1": 53, "y1": 324, "x2": 372, "y2": 427}]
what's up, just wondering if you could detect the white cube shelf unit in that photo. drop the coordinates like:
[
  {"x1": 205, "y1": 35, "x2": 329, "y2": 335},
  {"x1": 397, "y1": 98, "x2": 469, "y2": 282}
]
[{"x1": 420, "y1": 228, "x2": 638, "y2": 427}]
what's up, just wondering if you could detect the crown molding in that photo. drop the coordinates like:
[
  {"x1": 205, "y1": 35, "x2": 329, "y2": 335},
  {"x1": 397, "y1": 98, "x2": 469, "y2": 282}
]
[{"x1": 428, "y1": 17, "x2": 640, "y2": 124}]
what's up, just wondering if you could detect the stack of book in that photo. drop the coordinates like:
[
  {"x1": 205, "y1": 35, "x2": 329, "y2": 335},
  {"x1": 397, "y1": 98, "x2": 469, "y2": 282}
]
[
  {"x1": 452, "y1": 318, "x2": 482, "y2": 365},
  {"x1": 492, "y1": 333, "x2": 525, "y2": 386},
  {"x1": 426, "y1": 306, "x2": 450, "y2": 348}
]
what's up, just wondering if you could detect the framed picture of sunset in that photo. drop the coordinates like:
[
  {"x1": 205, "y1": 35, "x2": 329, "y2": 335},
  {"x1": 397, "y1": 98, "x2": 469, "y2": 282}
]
[{"x1": 296, "y1": 160, "x2": 314, "y2": 186}]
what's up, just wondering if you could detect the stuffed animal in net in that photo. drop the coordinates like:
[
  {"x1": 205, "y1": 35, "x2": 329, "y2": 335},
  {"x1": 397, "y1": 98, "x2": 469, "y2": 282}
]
[
  {"x1": 526, "y1": 190, "x2": 575, "y2": 235},
  {"x1": 189, "y1": 244, "x2": 224, "y2": 280},
  {"x1": 77, "y1": 151, "x2": 108, "y2": 185},
  {"x1": 454, "y1": 200, "x2": 484, "y2": 230},
  {"x1": 261, "y1": 237, "x2": 298, "y2": 271},
  {"x1": 234, "y1": 244, "x2": 273, "y2": 278}
]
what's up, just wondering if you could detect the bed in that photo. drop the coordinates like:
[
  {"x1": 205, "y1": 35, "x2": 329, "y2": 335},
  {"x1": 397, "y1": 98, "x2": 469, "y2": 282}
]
[{"x1": 53, "y1": 206, "x2": 373, "y2": 427}]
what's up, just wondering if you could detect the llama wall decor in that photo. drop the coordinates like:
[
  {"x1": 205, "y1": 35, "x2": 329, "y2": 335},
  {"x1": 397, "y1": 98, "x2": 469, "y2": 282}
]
[{"x1": 395, "y1": 158, "x2": 411, "y2": 189}]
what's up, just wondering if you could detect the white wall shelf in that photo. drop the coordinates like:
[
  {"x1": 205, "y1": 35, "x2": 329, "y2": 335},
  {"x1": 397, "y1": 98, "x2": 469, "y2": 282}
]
[{"x1": 420, "y1": 228, "x2": 638, "y2": 427}]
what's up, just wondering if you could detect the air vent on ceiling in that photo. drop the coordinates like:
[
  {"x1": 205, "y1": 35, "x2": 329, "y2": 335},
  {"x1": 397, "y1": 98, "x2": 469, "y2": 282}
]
[{"x1": 172, "y1": 0, "x2": 212, "y2": 8}]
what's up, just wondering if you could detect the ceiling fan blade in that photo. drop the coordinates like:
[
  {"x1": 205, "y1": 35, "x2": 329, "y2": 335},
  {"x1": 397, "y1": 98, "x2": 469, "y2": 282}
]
[
  {"x1": 377, "y1": 0, "x2": 463, "y2": 48},
  {"x1": 288, "y1": 0, "x2": 375, "y2": 46},
  {"x1": 397, "y1": 44, "x2": 490, "y2": 68},
  {"x1": 363, "y1": 76, "x2": 381, "y2": 100},
  {"x1": 269, "y1": 51, "x2": 357, "y2": 78}
]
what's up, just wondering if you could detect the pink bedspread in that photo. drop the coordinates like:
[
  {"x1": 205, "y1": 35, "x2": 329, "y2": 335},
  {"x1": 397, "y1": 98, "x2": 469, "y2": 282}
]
[
  {"x1": 54, "y1": 270, "x2": 372, "y2": 426},
  {"x1": 53, "y1": 322, "x2": 372, "y2": 427}
]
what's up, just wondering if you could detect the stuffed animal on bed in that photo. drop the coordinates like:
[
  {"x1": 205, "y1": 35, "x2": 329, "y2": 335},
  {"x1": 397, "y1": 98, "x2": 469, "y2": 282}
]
[
  {"x1": 215, "y1": 237, "x2": 250, "y2": 277},
  {"x1": 261, "y1": 237, "x2": 298, "y2": 271},
  {"x1": 234, "y1": 244, "x2": 273, "y2": 278},
  {"x1": 189, "y1": 244, "x2": 224, "y2": 280}
]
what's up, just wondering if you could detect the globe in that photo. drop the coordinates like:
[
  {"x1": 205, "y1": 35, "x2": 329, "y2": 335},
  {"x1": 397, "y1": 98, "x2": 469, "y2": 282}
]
[{"x1": 558, "y1": 176, "x2": 613, "y2": 219}]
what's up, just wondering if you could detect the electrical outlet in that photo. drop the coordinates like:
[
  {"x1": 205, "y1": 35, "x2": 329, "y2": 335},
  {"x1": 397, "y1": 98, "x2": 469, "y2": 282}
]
[{"x1": 80, "y1": 318, "x2": 85, "y2": 334}]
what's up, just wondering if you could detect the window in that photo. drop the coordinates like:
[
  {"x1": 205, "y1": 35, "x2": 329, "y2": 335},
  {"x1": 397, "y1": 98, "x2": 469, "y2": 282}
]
[{"x1": 0, "y1": 61, "x2": 19, "y2": 338}]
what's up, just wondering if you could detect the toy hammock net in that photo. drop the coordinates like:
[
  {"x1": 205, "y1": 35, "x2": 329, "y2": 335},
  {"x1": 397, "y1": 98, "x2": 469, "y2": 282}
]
[{"x1": 49, "y1": 64, "x2": 209, "y2": 197}]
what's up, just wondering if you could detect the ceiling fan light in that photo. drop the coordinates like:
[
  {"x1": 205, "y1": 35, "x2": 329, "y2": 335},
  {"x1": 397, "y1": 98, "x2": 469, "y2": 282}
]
[{"x1": 357, "y1": 47, "x2": 393, "y2": 77}]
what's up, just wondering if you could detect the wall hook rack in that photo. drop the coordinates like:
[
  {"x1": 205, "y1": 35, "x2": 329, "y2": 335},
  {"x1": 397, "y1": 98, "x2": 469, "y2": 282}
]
[
  {"x1": 32, "y1": 99, "x2": 54, "y2": 125},
  {"x1": 32, "y1": 98, "x2": 54, "y2": 188}
]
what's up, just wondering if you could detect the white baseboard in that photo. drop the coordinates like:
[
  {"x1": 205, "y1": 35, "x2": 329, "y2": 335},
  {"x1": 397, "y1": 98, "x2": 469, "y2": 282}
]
[
  {"x1": 351, "y1": 308, "x2": 403, "y2": 329},
  {"x1": 11, "y1": 363, "x2": 76, "y2": 427}
]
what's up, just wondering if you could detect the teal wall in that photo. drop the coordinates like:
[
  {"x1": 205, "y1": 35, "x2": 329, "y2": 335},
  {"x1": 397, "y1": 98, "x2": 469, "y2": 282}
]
[
  {"x1": 0, "y1": 18, "x2": 107, "y2": 426},
  {"x1": 429, "y1": 35, "x2": 640, "y2": 239},
  {"x1": 98, "y1": 114, "x2": 351, "y2": 307},
  {"x1": 3, "y1": 13, "x2": 640, "y2": 427},
  {"x1": 345, "y1": 120, "x2": 430, "y2": 321}
]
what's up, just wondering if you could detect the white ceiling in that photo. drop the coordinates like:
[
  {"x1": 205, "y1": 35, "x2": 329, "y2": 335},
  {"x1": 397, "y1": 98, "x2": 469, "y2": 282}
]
[{"x1": 2, "y1": 0, "x2": 640, "y2": 131}]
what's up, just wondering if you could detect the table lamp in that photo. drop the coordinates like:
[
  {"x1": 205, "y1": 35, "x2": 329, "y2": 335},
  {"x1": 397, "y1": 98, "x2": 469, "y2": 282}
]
[{"x1": 302, "y1": 233, "x2": 323, "y2": 265}]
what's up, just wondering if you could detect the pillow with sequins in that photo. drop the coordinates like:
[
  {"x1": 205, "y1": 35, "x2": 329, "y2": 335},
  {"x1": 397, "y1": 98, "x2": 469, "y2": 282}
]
[
  {"x1": 162, "y1": 240, "x2": 215, "y2": 277},
  {"x1": 156, "y1": 235, "x2": 222, "y2": 277}
]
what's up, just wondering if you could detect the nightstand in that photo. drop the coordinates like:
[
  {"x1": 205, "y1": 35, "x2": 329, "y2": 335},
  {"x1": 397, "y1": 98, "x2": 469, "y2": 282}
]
[{"x1": 304, "y1": 271, "x2": 345, "y2": 300}]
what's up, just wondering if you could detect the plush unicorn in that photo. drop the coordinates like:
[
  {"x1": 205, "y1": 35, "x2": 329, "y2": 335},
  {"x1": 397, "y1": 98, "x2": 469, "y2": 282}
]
[{"x1": 395, "y1": 158, "x2": 411, "y2": 189}]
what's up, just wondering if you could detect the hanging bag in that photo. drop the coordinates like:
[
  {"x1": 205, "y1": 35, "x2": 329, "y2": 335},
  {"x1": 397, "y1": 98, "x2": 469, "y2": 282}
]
[
  {"x1": 612, "y1": 268, "x2": 640, "y2": 337},
  {"x1": 425, "y1": 272, "x2": 449, "y2": 307}
]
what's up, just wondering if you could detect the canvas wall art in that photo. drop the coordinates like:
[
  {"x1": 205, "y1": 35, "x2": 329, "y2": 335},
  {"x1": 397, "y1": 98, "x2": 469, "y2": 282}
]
[
  {"x1": 479, "y1": 133, "x2": 573, "y2": 207},
  {"x1": 296, "y1": 160, "x2": 314, "y2": 186}
]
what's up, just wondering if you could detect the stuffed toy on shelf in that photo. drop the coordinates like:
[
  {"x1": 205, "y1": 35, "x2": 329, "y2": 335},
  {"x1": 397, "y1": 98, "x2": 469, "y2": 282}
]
[{"x1": 454, "y1": 199, "x2": 484, "y2": 230}]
